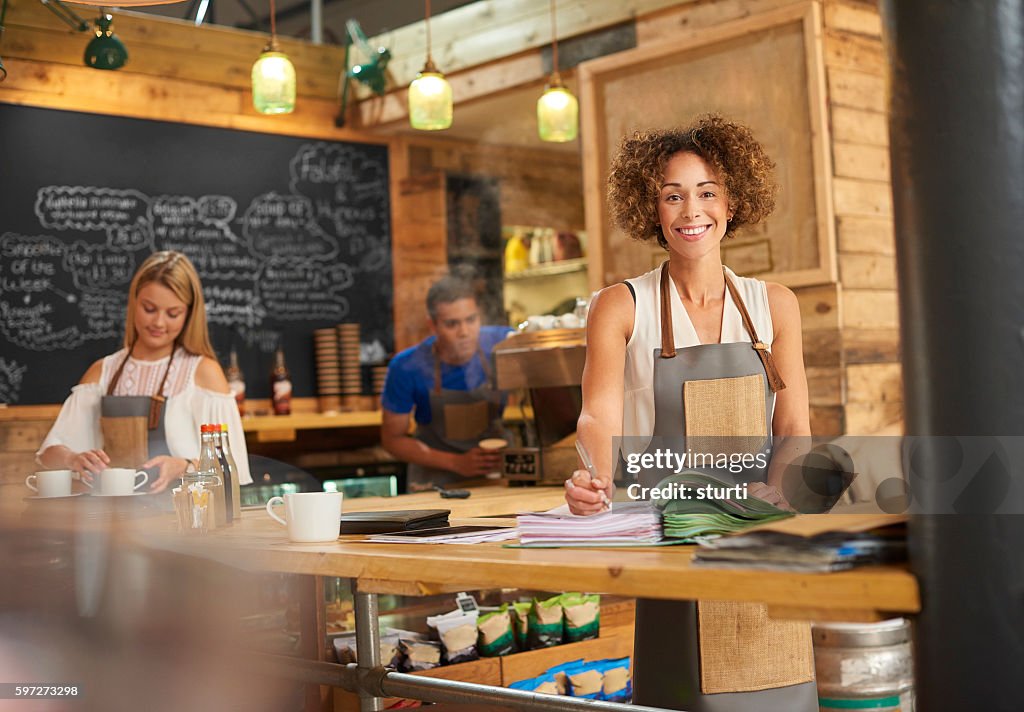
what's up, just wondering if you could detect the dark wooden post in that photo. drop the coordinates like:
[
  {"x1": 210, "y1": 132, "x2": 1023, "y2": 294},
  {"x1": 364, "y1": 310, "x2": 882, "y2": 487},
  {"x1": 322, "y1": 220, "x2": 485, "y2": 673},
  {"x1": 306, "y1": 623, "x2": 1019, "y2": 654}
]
[{"x1": 881, "y1": 1, "x2": 1024, "y2": 709}]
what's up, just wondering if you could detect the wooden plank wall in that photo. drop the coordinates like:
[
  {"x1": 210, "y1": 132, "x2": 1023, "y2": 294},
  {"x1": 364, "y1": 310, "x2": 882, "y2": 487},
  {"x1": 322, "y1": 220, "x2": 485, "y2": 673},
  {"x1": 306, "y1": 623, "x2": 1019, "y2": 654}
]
[
  {"x1": 823, "y1": 0, "x2": 902, "y2": 435},
  {"x1": 637, "y1": 0, "x2": 900, "y2": 436}
]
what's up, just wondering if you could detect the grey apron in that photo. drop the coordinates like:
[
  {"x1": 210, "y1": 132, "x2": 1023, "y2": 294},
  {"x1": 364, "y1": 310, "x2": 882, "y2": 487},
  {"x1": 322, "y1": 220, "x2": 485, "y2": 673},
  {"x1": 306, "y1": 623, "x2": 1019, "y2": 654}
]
[
  {"x1": 406, "y1": 345, "x2": 507, "y2": 490},
  {"x1": 630, "y1": 263, "x2": 817, "y2": 711},
  {"x1": 99, "y1": 347, "x2": 174, "y2": 469}
]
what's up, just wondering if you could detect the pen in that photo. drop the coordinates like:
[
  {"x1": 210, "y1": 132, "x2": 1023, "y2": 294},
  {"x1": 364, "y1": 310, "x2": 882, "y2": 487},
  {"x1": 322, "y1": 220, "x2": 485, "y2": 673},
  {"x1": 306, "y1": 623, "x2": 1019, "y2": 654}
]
[{"x1": 575, "y1": 439, "x2": 611, "y2": 510}]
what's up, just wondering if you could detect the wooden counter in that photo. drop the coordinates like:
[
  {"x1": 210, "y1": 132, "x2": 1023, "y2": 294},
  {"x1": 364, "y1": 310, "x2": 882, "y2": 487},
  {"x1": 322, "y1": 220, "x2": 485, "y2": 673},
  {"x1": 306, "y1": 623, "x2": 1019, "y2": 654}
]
[{"x1": 136, "y1": 487, "x2": 920, "y2": 622}]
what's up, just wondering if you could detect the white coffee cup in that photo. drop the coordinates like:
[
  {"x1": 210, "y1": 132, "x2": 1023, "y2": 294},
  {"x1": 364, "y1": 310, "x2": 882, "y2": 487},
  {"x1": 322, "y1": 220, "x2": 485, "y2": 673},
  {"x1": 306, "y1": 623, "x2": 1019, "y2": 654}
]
[
  {"x1": 25, "y1": 470, "x2": 73, "y2": 498},
  {"x1": 266, "y1": 491, "x2": 343, "y2": 543},
  {"x1": 86, "y1": 468, "x2": 149, "y2": 496}
]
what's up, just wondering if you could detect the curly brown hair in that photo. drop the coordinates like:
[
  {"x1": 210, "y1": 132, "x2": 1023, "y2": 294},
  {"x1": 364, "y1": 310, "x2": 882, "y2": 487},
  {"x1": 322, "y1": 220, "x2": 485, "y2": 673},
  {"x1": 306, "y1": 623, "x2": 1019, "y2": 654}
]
[{"x1": 607, "y1": 114, "x2": 777, "y2": 247}]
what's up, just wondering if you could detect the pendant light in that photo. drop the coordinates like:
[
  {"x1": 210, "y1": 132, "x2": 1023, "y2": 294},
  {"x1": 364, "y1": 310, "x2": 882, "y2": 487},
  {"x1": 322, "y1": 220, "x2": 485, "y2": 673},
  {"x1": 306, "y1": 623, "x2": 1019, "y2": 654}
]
[
  {"x1": 84, "y1": 14, "x2": 127, "y2": 70},
  {"x1": 537, "y1": 0, "x2": 578, "y2": 143},
  {"x1": 408, "y1": 0, "x2": 452, "y2": 130},
  {"x1": 251, "y1": 0, "x2": 296, "y2": 115}
]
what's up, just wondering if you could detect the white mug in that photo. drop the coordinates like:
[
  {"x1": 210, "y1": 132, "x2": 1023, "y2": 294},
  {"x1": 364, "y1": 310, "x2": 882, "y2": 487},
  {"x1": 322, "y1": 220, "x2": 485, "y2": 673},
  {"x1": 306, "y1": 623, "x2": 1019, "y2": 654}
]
[
  {"x1": 86, "y1": 468, "x2": 149, "y2": 496},
  {"x1": 25, "y1": 470, "x2": 73, "y2": 498},
  {"x1": 266, "y1": 491, "x2": 343, "y2": 543}
]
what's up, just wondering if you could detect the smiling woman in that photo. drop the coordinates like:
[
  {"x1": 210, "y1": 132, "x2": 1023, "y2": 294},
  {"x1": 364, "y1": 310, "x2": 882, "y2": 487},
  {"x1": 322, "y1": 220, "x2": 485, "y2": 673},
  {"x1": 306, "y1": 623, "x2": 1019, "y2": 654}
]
[
  {"x1": 36, "y1": 251, "x2": 253, "y2": 494},
  {"x1": 567, "y1": 114, "x2": 815, "y2": 710}
]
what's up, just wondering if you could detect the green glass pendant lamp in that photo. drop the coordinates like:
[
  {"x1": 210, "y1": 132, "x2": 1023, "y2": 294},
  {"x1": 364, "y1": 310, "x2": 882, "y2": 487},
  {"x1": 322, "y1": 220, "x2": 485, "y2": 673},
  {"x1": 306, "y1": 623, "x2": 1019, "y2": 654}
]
[{"x1": 251, "y1": 0, "x2": 296, "y2": 114}]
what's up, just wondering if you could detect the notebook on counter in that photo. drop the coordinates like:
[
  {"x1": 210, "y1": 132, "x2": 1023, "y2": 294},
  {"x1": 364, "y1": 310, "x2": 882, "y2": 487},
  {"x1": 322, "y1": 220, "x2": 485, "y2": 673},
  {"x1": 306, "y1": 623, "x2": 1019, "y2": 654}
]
[{"x1": 339, "y1": 509, "x2": 450, "y2": 535}]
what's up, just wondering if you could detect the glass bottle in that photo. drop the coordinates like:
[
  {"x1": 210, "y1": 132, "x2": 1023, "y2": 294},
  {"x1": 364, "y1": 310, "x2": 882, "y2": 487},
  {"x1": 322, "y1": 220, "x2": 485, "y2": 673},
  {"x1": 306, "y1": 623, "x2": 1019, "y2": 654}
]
[
  {"x1": 219, "y1": 423, "x2": 241, "y2": 521},
  {"x1": 182, "y1": 424, "x2": 224, "y2": 532},
  {"x1": 226, "y1": 348, "x2": 246, "y2": 417},
  {"x1": 213, "y1": 425, "x2": 234, "y2": 524},
  {"x1": 271, "y1": 346, "x2": 292, "y2": 416}
]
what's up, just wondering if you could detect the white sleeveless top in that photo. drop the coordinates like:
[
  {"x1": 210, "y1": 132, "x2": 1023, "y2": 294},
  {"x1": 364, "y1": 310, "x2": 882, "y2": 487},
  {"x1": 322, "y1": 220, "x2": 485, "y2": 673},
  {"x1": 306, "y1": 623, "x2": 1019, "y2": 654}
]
[
  {"x1": 621, "y1": 264, "x2": 775, "y2": 450},
  {"x1": 37, "y1": 348, "x2": 252, "y2": 484}
]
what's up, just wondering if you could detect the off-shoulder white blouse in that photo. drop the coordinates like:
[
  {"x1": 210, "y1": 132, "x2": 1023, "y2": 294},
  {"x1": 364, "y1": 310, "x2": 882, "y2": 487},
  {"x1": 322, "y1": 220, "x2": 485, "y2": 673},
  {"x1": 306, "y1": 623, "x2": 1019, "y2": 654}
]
[{"x1": 37, "y1": 348, "x2": 252, "y2": 485}]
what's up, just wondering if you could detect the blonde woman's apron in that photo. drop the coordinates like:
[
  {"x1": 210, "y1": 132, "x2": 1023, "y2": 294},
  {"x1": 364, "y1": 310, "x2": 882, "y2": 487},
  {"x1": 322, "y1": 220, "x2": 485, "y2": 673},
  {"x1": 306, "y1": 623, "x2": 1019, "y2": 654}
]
[{"x1": 99, "y1": 347, "x2": 174, "y2": 469}]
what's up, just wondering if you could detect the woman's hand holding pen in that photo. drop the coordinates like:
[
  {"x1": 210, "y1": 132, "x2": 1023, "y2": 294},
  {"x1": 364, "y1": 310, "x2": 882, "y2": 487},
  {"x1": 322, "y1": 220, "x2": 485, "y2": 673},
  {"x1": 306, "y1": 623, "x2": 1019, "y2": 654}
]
[{"x1": 565, "y1": 470, "x2": 613, "y2": 515}]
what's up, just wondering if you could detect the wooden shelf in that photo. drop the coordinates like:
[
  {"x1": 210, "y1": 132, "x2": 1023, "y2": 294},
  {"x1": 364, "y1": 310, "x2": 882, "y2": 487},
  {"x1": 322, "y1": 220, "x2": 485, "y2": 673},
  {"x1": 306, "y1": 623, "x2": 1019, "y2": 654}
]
[
  {"x1": 504, "y1": 258, "x2": 588, "y2": 281},
  {"x1": 241, "y1": 406, "x2": 533, "y2": 442},
  {"x1": 242, "y1": 411, "x2": 382, "y2": 433}
]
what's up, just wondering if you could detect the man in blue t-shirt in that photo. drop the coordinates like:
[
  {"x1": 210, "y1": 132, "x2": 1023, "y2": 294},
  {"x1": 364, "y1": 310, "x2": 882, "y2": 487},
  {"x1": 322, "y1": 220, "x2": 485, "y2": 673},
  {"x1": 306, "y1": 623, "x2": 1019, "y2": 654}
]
[{"x1": 381, "y1": 275, "x2": 514, "y2": 490}]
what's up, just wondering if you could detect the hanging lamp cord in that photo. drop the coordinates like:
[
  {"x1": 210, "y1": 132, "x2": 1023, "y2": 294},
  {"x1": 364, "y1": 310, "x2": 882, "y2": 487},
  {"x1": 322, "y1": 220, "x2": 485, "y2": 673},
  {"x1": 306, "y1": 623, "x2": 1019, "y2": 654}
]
[
  {"x1": 550, "y1": 0, "x2": 559, "y2": 75},
  {"x1": 425, "y1": 0, "x2": 432, "y2": 62},
  {"x1": 269, "y1": 0, "x2": 277, "y2": 41}
]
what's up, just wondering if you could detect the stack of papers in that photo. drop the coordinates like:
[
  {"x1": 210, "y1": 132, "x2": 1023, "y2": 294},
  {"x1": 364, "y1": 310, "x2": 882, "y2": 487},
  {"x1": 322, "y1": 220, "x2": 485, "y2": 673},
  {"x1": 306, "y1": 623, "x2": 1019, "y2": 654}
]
[
  {"x1": 692, "y1": 514, "x2": 908, "y2": 572},
  {"x1": 365, "y1": 525, "x2": 517, "y2": 544},
  {"x1": 654, "y1": 473, "x2": 793, "y2": 540},
  {"x1": 516, "y1": 501, "x2": 662, "y2": 547}
]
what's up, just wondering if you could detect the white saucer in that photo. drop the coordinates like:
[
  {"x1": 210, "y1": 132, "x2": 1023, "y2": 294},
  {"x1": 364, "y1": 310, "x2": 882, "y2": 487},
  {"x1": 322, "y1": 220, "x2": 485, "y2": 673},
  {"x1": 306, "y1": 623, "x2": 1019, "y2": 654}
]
[
  {"x1": 24, "y1": 492, "x2": 87, "y2": 501},
  {"x1": 89, "y1": 491, "x2": 151, "y2": 497}
]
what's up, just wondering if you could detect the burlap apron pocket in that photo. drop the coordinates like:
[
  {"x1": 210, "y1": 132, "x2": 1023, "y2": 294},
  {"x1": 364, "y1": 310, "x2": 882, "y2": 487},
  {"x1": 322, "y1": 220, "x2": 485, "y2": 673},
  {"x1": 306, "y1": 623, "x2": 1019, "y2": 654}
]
[
  {"x1": 100, "y1": 415, "x2": 149, "y2": 469},
  {"x1": 443, "y1": 400, "x2": 490, "y2": 442},
  {"x1": 683, "y1": 374, "x2": 768, "y2": 456},
  {"x1": 697, "y1": 600, "x2": 815, "y2": 693}
]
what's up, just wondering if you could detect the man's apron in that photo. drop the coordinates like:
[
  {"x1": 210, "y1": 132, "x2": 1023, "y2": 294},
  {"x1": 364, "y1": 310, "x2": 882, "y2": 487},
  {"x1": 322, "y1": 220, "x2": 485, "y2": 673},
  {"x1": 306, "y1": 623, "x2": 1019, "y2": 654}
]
[
  {"x1": 99, "y1": 347, "x2": 174, "y2": 469},
  {"x1": 406, "y1": 345, "x2": 507, "y2": 490},
  {"x1": 631, "y1": 263, "x2": 817, "y2": 711}
]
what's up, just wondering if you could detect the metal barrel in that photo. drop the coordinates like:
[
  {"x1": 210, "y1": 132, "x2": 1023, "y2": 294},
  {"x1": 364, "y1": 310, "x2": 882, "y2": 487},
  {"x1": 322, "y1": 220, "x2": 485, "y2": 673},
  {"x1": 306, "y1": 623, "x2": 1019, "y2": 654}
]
[{"x1": 812, "y1": 618, "x2": 914, "y2": 712}]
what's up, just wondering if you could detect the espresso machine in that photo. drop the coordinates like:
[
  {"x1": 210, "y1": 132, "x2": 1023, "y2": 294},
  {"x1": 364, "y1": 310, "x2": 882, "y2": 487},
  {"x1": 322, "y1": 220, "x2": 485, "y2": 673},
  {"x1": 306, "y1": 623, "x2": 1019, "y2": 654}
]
[{"x1": 493, "y1": 328, "x2": 586, "y2": 485}]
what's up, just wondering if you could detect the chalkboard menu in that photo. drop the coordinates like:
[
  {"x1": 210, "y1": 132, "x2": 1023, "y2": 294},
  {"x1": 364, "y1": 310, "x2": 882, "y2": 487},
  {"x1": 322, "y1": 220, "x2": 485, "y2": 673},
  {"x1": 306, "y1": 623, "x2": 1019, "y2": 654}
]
[{"x1": 0, "y1": 104, "x2": 392, "y2": 405}]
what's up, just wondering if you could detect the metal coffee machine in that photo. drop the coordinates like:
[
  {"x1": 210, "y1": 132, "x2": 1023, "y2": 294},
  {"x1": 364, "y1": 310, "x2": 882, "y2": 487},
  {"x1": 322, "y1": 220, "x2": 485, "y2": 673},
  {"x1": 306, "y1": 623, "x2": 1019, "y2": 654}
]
[{"x1": 493, "y1": 328, "x2": 586, "y2": 485}]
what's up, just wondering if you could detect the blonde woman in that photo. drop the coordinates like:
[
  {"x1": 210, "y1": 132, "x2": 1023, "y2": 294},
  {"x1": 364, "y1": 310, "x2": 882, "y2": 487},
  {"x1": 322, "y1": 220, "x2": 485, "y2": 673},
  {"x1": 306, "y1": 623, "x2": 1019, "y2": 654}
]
[{"x1": 38, "y1": 251, "x2": 252, "y2": 492}]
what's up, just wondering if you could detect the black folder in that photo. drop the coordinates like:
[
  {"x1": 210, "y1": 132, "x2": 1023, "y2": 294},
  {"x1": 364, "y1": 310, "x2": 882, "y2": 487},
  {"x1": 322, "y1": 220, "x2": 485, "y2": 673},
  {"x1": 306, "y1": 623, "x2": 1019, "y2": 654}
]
[{"x1": 339, "y1": 509, "x2": 451, "y2": 535}]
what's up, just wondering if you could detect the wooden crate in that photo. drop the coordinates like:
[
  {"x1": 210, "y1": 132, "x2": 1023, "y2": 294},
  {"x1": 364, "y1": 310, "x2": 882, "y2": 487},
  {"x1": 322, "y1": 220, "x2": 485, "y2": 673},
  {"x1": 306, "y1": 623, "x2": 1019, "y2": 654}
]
[{"x1": 332, "y1": 624, "x2": 635, "y2": 710}]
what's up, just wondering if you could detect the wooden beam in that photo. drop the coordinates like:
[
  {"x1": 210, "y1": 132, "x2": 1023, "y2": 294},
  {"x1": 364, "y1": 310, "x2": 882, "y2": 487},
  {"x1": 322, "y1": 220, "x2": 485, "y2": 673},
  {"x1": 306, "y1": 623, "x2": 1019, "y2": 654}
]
[
  {"x1": 0, "y1": 58, "x2": 383, "y2": 143},
  {"x1": 357, "y1": 0, "x2": 692, "y2": 94},
  {"x1": 350, "y1": 52, "x2": 546, "y2": 129}
]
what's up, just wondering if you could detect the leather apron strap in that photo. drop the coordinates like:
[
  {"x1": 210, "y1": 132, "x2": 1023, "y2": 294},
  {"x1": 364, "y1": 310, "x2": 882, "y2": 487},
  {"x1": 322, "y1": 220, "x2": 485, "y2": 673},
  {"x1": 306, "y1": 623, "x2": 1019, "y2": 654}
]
[
  {"x1": 659, "y1": 262, "x2": 786, "y2": 393},
  {"x1": 107, "y1": 345, "x2": 177, "y2": 430}
]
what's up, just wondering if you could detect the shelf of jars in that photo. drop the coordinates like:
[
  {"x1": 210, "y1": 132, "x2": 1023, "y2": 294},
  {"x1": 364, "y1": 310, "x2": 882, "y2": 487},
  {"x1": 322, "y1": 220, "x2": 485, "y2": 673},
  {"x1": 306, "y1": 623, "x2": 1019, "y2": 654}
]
[{"x1": 504, "y1": 257, "x2": 588, "y2": 281}]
